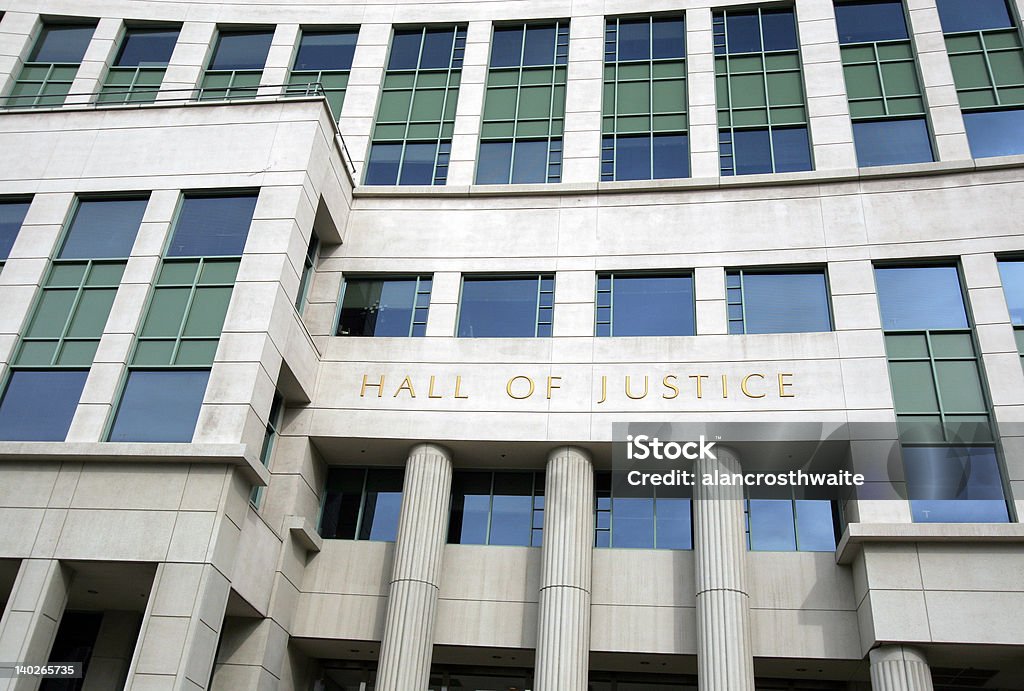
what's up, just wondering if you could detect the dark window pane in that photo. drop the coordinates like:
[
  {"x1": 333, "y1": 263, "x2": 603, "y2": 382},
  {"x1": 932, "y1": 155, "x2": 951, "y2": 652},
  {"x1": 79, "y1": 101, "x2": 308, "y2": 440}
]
[
  {"x1": 725, "y1": 12, "x2": 762, "y2": 54},
  {"x1": 652, "y1": 17, "x2": 686, "y2": 60},
  {"x1": 399, "y1": 142, "x2": 438, "y2": 185},
  {"x1": 320, "y1": 468, "x2": 366, "y2": 539},
  {"x1": 964, "y1": 109, "x2": 1024, "y2": 159},
  {"x1": 936, "y1": 0, "x2": 1014, "y2": 33},
  {"x1": 854, "y1": 118, "x2": 934, "y2": 167},
  {"x1": 835, "y1": 0, "x2": 910, "y2": 44},
  {"x1": 109, "y1": 370, "x2": 210, "y2": 442},
  {"x1": 209, "y1": 31, "x2": 273, "y2": 70},
  {"x1": 459, "y1": 277, "x2": 541, "y2": 337},
  {"x1": 338, "y1": 278, "x2": 418, "y2": 337},
  {"x1": 733, "y1": 128, "x2": 773, "y2": 175},
  {"x1": 748, "y1": 499, "x2": 797, "y2": 550},
  {"x1": 523, "y1": 25, "x2": 556, "y2": 66},
  {"x1": 491, "y1": 27, "x2": 524, "y2": 67},
  {"x1": 360, "y1": 470, "x2": 404, "y2": 541},
  {"x1": 611, "y1": 274, "x2": 695, "y2": 336},
  {"x1": 420, "y1": 28, "x2": 455, "y2": 69},
  {"x1": 998, "y1": 260, "x2": 1024, "y2": 324},
  {"x1": 0, "y1": 202, "x2": 30, "y2": 261},
  {"x1": 449, "y1": 472, "x2": 492, "y2": 544},
  {"x1": 389, "y1": 30, "x2": 423, "y2": 70},
  {"x1": 761, "y1": 9, "x2": 799, "y2": 52},
  {"x1": 115, "y1": 28, "x2": 179, "y2": 67},
  {"x1": 488, "y1": 473, "x2": 535, "y2": 546},
  {"x1": 511, "y1": 140, "x2": 549, "y2": 183},
  {"x1": 875, "y1": 266, "x2": 969, "y2": 330},
  {"x1": 772, "y1": 126, "x2": 813, "y2": 173},
  {"x1": 653, "y1": 134, "x2": 690, "y2": 179},
  {"x1": 366, "y1": 143, "x2": 403, "y2": 185},
  {"x1": 167, "y1": 195, "x2": 257, "y2": 257},
  {"x1": 60, "y1": 199, "x2": 147, "y2": 259},
  {"x1": 294, "y1": 30, "x2": 357, "y2": 71},
  {"x1": 611, "y1": 497, "x2": 655, "y2": 548},
  {"x1": 0, "y1": 370, "x2": 87, "y2": 441},
  {"x1": 795, "y1": 500, "x2": 837, "y2": 551},
  {"x1": 904, "y1": 446, "x2": 1009, "y2": 522},
  {"x1": 30, "y1": 25, "x2": 95, "y2": 63},
  {"x1": 617, "y1": 18, "x2": 650, "y2": 61},
  {"x1": 476, "y1": 141, "x2": 513, "y2": 184},
  {"x1": 615, "y1": 135, "x2": 652, "y2": 180},
  {"x1": 741, "y1": 272, "x2": 831, "y2": 334},
  {"x1": 655, "y1": 498, "x2": 692, "y2": 549}
]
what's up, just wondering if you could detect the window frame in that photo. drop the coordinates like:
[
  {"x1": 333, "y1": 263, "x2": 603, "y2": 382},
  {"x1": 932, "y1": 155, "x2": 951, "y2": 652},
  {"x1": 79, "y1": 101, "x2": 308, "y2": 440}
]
[
  {"x1": 456, "y1": 273, "x2": 555, "y2": 338},
  {"x1": 317, "y1": 466, "x2": 406, "y2": 541},
  {"x1": 726, "y1": 266, "x2": 834, "y2": 335},
  {"x1": 595, "y1": 270, "x2": 697, "y2": 337},
  {"x1": 99, "y1": 24, "x2": 181, "y2": 105},
  {"x1": 335, "y1": 274, "x2": 433, "y2": 337},
  {"x1": 448, "y1": 470, "x2": 546, "y2": 547}
]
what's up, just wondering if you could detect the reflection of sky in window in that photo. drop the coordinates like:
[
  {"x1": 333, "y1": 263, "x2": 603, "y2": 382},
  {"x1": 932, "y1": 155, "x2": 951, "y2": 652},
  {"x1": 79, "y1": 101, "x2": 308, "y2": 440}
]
[
  {"x1": 611, "y1": 497, "x2": 655, "y2": 548},
  {"x1": 748, "y1": 500, "x2": 797, "y2": 550},
  {"x1": 364, "y1": 492, "x2": 402, "y2": 541},
  {"x1": 904, "y1": 446, "x2": 1009, "y2": 523},
  {"x1": 999, "y1": 260, "x2": 1024, "y2": 325},
  {"x1": 459, "y1": 277, "x2": 540, "y2": 337},
  {"x1": 875, "y1": 266, "x2": 969, "y2": 330}
]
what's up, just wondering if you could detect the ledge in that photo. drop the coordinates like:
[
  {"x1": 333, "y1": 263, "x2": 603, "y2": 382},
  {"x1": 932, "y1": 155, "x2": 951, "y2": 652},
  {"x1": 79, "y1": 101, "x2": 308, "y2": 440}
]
[
  {"x1": 836, "y1": 522, "x2": 1024, "y2": 564},
  {"x1": 284, "y1": 514, "x2": 323, "y2": 553},
  {"x1": 0, "y1": 441, "x2": 270, "y2": 486}
]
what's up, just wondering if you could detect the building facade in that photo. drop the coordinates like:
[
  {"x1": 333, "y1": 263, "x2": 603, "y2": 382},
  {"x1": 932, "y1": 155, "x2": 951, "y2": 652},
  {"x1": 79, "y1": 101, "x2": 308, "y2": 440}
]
[{"x1": 0, "y1": 0, "x2": 1024, "y2": 689}]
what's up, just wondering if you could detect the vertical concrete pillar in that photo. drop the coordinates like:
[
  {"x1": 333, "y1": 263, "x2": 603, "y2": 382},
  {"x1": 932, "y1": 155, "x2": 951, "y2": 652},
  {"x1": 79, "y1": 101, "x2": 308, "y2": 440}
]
[
  {"x1": 693, "y1": 446, "x2": 755, "y2": 691},
  {"x1": 869, "y1": 645, "x2": 935, "y2": 691},
  {"x1": 158, "y1": 22, "x2": 216, "y2": 101},
  {"x1": 446, "y1": 21, "x2": 490, "y2": 187},
  {"x1": 338, "y1": 23, "x2": 391, "y2": 178},
  {"x1": 534, "y1": 446, "x2": 594, "y2": 691},
  {"x1": 375, "y1": 443, "x2": 453, "y2": 691},
  {"x1": 66, "y1": 17, "x2": 122, "y2": 105},
  {"x1": 0, "y1": 12, "x2": 40, "y2": 101},
  {"x1": 686, "y1": 8, "x2": 720, "y2": 179},
  {"x1": 694, "y1": 267, "x2": 728, "y2": 336},
  {"x1": 0, "y1": 560, "x2": 73, "y2": 691},
  {"x1": 259, "y1": 24, "x2": 300, "y2": 98},
  {"x1": 561, "y1": 15, "x2": 604, "y2": 184},
  {"x1": 81, "y1": 611, "x2": 141, "y2": 691}
]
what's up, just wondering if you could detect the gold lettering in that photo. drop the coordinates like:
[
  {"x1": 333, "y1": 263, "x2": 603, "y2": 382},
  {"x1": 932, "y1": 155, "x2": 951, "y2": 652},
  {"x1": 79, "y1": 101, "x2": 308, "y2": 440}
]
[
  {"x1": 778, "y1": 373, "x2": 795, "y2": 398},
  {"x1": 689, "y1": 374, "x2": 707, "y2": 399},
  {"x1": 547, "y1": 376, "x2": 562, "y2": 399},
  {"x1": 721, "y1": 374, "x2": 729, "y2": 399},
  {"x1": 625, "y1": 375, "x2": 649, "y2": 400},
  {"x1": 394, "y1": 376, "x2": 416, "y2": 398},
  {"x1": 741, "y1": 373, "x2": 766, "y2": 399},
  {"x1": 662, "y1": 375, "x2": 679, "y2": 400},
  {"x1": 507, "y1": 375, "x2": 535, "y2": 400},
  {"x1": 428, "y1": 376, "x2": 443, "y2": 399},
  {"x1": 597, "y1": 375, "x2": 607, "y2": 404},
  {"x1": 361, "y1": 374, "x2": 385, "y2": 398},
  {"x1": 455, "y1": 375, "x2": 469, "y2": 399}
]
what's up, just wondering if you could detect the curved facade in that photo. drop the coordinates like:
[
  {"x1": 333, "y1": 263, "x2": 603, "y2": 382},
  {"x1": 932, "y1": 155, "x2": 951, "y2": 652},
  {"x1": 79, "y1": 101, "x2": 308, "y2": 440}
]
[{"x1": 0, "y1": 0, "x2": 1023, "y2": 690}]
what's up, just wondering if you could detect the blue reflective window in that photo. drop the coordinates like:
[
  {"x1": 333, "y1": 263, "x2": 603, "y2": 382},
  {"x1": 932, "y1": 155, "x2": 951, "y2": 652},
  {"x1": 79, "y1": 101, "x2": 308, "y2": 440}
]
[
  {"x1": 605, "y1": 135, "x2": 690, "y2": 181},
  {"x1": 761, "y1": 9, "x2": 799, "y2": 52},
  {"x1": 388, "y1": 29, "x2": 422, "y2": 70},
  {"x1": 59, "y1": 199, "x2": 147, "y2": 260},
  {"x1": 319, "y1": 468, "x2": 404, "y2": 541},
  {"x1": 654, "y1": 134, "x2": 690, "y2": 179},
  {"x1": 115, "y1": 28, "x2": 179, "y2": 67},
  {"x1": 399, "y1": 143, "x2": 438, "y2": 185},
  {"x1": 420, "y1": 28, "x2": 456, "y2": 69},
  {"x1": 903, "y1": 446, "x2": 1009, "y2": 522},
  {"x1": 0, "y1": 201, "x2": 30, "y2": 261},
  {"x1": 998, "y1": 259, "x2": 1024, "y2": 324},
  {"x1": 614, "y1": 135, "x2": 652, "y2": 180},
  {"x1": 595, "y1": 473, "x2": 692, "y2": 549},
  {"x1": 853, "y1": 118, "x2": 934, "y2": 167},
  {"x1": 748, "y1": 499, "x2": 797, "y2": 550},
  {"x1": 612, "y1": 497, "x2": 656, "y2": 548},
  {"x1": 729, "y1": 271, "x2": 832, "y2": 334},
  {"x1": 875, "y1": 266, "x2": 969, "y2": 330},
  {"x1": 598, "y1": 274, "x2": 695, "y2": 337},
  {"x1": 964, "y1": 109, "x2": 1024, "y2": 159},
  {"x1": 733, "y1": 129, "x2": 773, "y2": 174},
  {"x1": 30, "y1": 25, "x2": 95, "y2": 63},
  {"x1": 795, "y1": 500, "x2": 838, "y2": 551},
  {"x1": 108, "y1": 370, "x2": 210, "y2": 442},
  {"x1": 655, "y1": 498, "x2": 693, "y2": 549},
  {"x1": 617, "y1": 18, "x2": 651, "y2": 61},
  {"x1": 725, "y1": 11, "x2": 763, "y2": 54},
  {"x1": 365, "y1": 143, "x2": 403, "y2": 185},
  {"x1": 338, "y1": 277, "x2": 431, "y2": 337},
  {"x1": 511, "y1": 140, "x2": 549, "y2": 183},
  {"x1": 294, "y1": 30, "x2": 358, "y2": 71},
  {"x1": 458, "y1": 276, "x2": 551, "y2": 338},
  {"x1": 0, "y1": 370, "x2": 88, "y2": 441},
  {"x1": 523, "y1": 25, "x2": 556, "y2": 66},
  {"x1": 652, "y1": 17, "x2": 686, "y2": 60},
  {"x1": 772, "y1": 126, "x2": 813, "y2": 172},
  {"x1": 491, "y1": 26, "x2": 524, "y2": 68},
  {"x1": 208, "y1": 30, "x2": 274, "y2": 70},
  {"x1": 448, "y1": 471, "x2": 544, "y2": 547},
  {"x1": 476, "y1": 141, "x2": 513, "y2": 184},
  {"x1": 936, "y1": 0, "x2": 1015, "y2": 33},
  {"x1": 478, "y1": 140, "x2": 560, "y2": 185},
  {"x1": 167, "y1": 194, "x2": 257, "y2": 257},
  {"x1": 835, "y1": 0, "x2": 910, "y2": 44}
]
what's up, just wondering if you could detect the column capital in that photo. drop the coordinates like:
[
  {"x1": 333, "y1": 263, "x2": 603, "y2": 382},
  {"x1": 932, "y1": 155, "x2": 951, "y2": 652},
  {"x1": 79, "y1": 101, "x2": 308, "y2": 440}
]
[{"x1": 408, "y1": 442, "x2": 453, "y2": 461}]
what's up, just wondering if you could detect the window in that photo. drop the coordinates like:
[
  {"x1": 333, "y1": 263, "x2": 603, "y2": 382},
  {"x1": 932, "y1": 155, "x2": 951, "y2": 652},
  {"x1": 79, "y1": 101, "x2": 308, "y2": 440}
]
[
  {"x1": 595, "y1": 273, "x2": 695, "y2": 336},
  {"x1": 746, "y1": 491, "x2": 838, "y2": 551},
  {"x1": 99, "y1": 27, "x2": 180, "y2": 104},
  {"x1": 199, "y1": 29, "x2": 274, "y2": 100},
  {"x1": 726, "y1": 269, "x2": 832, "y2": 334},
  {"x1": 336, "y1": 276, "x2": 431, "y2": 337},
  {"x1": 365, "y1": 26, "x2": 465, "y2": 185},
  {"x1": 295, "y1": 233, "x2": 320, "y2": 313},
  {"x1": 875, "y1": 265, "x2": 1009, "y2": 522},
  {"x1": 714, "y1": 8, "x2": 812, "y2": 175},
  {"x1": 0, "y1": 201, "x2": 31, "y2": 272},
  {"x1": 109, "y1": 193, "x2": 256, "y2": 442},
  {"x1": 836, "y1": 0, "x2": 934, "y2": 167},
  {"x1": 286, "y1": 29, "x2": 358, "y2": 119},
  {"x1": 319, "y1": 468, "x2": 404, "y2": 541},
  {"x1": 997, "y1": 259, "x2": 1024, "y2": 364},
  {"x1": 457, "y1": 275, "x2": 553, "y2": 337},
  {"x1": 937, "y1": 0, "x2": 1024, "y2": 158},
  {"x1": 595, "y1": 473, "x2": 691, "y2": 549},
  {"x1": 448, "y1": 471, "x2": 544, "y2": 546},
  {"x1": 0, "y1": 198, "x2": 146, "y2": 442},
  {"x1": 5, "y1": 23, "x2": 95, "y2": 107},
  {"x1": 251, "y1": 391, "x2": 284, "y2": 506},
  {"x1": 477, "y1": 22, "x2": 570, "y2": 184},
  {"x1": 602, "y1": 15, "x2": 689, "y2": 181}
]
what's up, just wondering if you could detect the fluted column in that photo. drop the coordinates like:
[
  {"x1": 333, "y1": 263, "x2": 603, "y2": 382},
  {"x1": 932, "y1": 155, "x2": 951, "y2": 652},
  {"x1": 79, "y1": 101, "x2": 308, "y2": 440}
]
[
  {"x1": 375, "y1": 443, "x2": 453, "y2": 691},
  {"x1": 534, "y1": 446, "x2": 594, "y2": 691},
  {"x1": 694, "y1": 446, "x2": 755, "y2": 691},
  {"x1": 870, "y1": 645, "x2": 935, "y2": 691}
]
